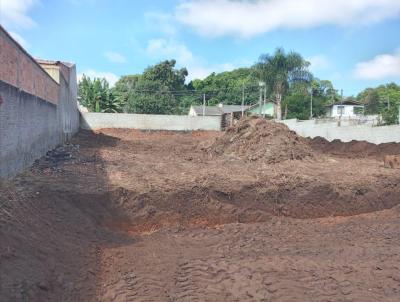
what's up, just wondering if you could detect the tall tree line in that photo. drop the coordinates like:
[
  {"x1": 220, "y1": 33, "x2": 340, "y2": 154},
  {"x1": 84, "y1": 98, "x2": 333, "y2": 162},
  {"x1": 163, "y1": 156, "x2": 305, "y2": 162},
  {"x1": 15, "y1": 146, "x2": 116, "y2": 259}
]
[
  {"x1": 78, "y1": 48, "x2": 399, "y2": 123},
  {"x1": 357, "y1": 83, "x2": 400, "y2": 124}
]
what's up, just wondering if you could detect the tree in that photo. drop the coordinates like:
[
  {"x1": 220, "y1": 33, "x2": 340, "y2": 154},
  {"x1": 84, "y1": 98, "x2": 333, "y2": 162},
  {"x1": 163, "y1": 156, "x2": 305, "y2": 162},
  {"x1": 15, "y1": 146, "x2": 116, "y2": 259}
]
[
  {"x1": 381, "y1": 107, "x2": 398, "y2": 125},
  {"x1": 357, "y1": 82, "x2": 400, "y2": 124},
  {"x1": 282, "y1": 92, "x2": 310, "y2": 120},
  {"x1": 190, "y1": 68, "x2": 259, "y2": 106},
  {"x1": 121, "y1": 60, "x2": 190, "y2": 114},
  {"x1": 361, "y1": 89, "x2": 380, "y2": 114},
  {"x1": 111, "y1": 75, "x2": 140, "y2": 111},
  {"x1": 78, "y1": 75, "x2": 123, "y2": 112},
  {"x1": 254, "y1": 48, "x2": 312, "y2": 120}
]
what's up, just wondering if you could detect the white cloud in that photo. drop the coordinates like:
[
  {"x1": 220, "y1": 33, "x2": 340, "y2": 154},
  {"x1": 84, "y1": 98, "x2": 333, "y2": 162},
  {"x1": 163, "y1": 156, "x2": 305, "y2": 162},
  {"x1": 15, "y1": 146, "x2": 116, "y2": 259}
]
[
  {"x1": 146, "y1": 38, "x2": 194, "y2": 64},
  {"x1": 306, "y1": 55, "x2": 331, "y2": 71},
  {"x1": 104, "y1": 51, "x2": 127, "y2": 64},
  {"x1": 175, "y1": 0, "x2": 400, "y2": 38},
  {"x1": 78, "y1": 70, "x2": 119, "y2": 86},
  {"x1": 9, "y1": 31, "x2": 29, "y2": 49},
  {"x1": 353, "y1": 50, "x2": 400, "y2": 80},
  {"x1": 145, "y1": 38, "x2": 236, "y2": 80},
  {"x1": 0, "y1": 0, "x2": 39, "y2": 29}
]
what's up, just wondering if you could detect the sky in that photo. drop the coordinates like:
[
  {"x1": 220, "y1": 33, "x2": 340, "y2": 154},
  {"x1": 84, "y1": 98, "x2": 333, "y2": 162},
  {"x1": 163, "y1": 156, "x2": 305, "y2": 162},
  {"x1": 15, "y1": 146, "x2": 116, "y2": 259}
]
[{"x1": 0, "y1": 0, "x2": 399, "y2": 96}]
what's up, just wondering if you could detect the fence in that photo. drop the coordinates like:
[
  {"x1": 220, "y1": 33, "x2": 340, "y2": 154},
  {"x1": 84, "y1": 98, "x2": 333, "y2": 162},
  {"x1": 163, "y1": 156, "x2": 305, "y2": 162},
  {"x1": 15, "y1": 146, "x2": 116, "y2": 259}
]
[
  {"x1": 281, "y1": 119, "x2": 400, "y2": 144},
  {"x1": 80, "y1": 112, "x2": 222, "y2": 131}
]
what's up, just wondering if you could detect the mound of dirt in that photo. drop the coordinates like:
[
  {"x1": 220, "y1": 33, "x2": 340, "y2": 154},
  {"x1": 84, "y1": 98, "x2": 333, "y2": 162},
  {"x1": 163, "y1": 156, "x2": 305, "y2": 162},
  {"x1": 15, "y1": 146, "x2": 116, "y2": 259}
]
[
  {"x1": 309, "y1": 136, "x2": 400, "y2": 159},
  {"x1": 205, "y1": 117, "x2": 314, "y2": 163}
]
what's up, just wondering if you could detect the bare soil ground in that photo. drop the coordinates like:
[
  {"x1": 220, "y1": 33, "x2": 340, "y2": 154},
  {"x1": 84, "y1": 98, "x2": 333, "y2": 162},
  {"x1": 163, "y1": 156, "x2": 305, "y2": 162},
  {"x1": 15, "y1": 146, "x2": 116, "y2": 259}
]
[{"x1": 1, "y1": 120, "x2": 400, "y2": 301}]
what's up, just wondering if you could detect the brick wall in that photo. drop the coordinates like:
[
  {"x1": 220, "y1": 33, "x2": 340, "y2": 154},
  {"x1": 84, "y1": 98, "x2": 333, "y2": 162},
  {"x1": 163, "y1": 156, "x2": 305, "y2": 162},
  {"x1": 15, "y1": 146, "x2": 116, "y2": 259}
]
[{"x1": 0, "y1": 26, "x2": 59, "y2": 104}]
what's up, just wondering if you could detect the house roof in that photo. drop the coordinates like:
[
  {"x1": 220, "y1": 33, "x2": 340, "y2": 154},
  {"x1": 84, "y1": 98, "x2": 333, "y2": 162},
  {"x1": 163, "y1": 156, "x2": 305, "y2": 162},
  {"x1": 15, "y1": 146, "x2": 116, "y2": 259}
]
[
  {"x1": 191, "y1": 105, "x2": 251, "y2": 116},
  {"x1": 220, "y1": 105, "x2": 251, "y2": 113},
  {"x1": 248, "y1": 100, "x2": 276, "y2": 110},
  {"x1": 326, "y1": 100, "x2": 364, "y2": 107},
  {"x1": 191, "y1": 106, "x2": 223, "y2": 116},
  {"x1": 35, "y1": 58, "x2": 75, "y2": 68}
]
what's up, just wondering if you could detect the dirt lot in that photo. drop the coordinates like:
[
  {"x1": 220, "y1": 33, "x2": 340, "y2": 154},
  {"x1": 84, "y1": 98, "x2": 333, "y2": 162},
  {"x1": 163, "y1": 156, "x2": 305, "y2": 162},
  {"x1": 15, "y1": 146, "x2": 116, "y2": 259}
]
[{"x1": 1, "y1": 120, "x2": 400, "y2": 301}]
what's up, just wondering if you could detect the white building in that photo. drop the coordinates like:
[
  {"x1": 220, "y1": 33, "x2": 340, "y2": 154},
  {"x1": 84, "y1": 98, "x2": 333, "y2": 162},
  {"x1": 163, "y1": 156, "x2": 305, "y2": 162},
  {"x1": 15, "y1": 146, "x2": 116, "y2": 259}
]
[{"x1": 326, "y1": 100, "x2": 364, "y2": 118}]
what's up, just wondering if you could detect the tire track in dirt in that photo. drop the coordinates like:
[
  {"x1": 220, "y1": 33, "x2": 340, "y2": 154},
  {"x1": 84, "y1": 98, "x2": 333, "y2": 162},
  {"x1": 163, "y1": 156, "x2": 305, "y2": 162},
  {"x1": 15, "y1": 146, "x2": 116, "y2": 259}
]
[
  {"x1": 171, "y1": 261, "x2": 204, "y2": 301},
  {"x1": 100, "y1": 271, "x2": 167, "y2": 302}
]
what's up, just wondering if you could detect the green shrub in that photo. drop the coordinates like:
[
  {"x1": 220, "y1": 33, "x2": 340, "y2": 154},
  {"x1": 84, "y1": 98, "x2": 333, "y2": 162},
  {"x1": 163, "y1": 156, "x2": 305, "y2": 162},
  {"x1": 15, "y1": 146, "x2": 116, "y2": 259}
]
[{"x1": 381, "y1": 107, "x2": 399, "y2": 125}]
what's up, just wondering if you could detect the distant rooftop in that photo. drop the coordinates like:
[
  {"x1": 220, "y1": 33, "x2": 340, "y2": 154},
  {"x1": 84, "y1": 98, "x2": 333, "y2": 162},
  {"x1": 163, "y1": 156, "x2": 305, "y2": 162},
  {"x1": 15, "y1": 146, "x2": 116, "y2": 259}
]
[
  {"x1": 35, "y1": 58, "x2": 75, "y2": 68},
  {"x1": 191, "y1": 104, "x2": 251, "y2": 116},
  {"x1": 327, "y1": 100, "x2": 364, "y2": 106}
]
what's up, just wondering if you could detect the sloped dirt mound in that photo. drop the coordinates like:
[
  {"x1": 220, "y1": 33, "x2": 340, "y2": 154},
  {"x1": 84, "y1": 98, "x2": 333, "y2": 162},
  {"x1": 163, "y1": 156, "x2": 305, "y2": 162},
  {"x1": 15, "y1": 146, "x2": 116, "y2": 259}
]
[
  {"x1": 309, "y1": 136, "x2": 400, "y2": 159},
  {"x1": 206, "y1": 117, "x2": 314, "y2": 163},
  {"x1": 101, "y1": 170, "x2": 400, "y2": 234}
]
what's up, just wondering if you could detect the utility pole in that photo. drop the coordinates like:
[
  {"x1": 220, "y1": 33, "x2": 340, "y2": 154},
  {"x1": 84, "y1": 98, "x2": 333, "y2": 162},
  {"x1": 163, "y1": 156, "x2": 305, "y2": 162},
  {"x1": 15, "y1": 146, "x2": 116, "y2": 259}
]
[
  {"x1": 263, "y1": 86, "x2": 267, "y2": 118},
  {"x1": 241, "y1": 83, "x2": 245, "y2": 117},
  {"x1": 339, "y1": 89, "x2": 343, "y2": 126},
  {"x1": 398, "y1": 104, "x2": 400, "y2": 125},
  {"x1": 202, "y1": 93, "x2": 206, "y2": 116},
  {"x1": 259, "y1": 81, "x2": 265, "y2": 117},
  {"x1": 310, "y1": 87, "x2": 313, "y2": 120}
]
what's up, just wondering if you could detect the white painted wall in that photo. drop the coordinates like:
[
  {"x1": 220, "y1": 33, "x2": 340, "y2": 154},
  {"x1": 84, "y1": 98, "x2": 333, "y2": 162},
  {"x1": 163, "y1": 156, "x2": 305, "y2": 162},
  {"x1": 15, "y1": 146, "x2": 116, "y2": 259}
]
[
  {"x1": 281, "y1": 119, "x2": 400, "y2": 144},
  {"x1": 80, "y1": 112, "x2": 222, "y2": 131},
  {"x1": 328, "y1": 105, "x2": 364, "y2": 118}
]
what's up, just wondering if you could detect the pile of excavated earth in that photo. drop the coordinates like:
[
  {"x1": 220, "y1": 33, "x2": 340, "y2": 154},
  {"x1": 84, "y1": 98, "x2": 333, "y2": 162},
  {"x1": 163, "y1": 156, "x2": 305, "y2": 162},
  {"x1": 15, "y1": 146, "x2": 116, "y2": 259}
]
[
  {"x1": 2, "y1": 118, "x2": 400, "y2": 301},
  {"x1": 206, "y1": 117, "x2": 313, "y2": 162}
]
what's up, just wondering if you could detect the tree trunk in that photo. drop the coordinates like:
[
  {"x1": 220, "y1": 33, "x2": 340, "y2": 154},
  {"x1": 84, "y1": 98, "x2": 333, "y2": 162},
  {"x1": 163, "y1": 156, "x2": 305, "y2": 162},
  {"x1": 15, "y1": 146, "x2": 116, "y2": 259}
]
[{"x1": 276, "y1": 93, "x2": 282, "y2": 120}]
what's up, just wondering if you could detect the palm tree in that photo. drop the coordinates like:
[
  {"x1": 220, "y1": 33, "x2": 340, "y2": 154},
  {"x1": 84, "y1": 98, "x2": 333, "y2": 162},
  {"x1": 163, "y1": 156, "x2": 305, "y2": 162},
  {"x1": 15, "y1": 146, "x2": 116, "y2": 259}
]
[{"x1": 254, "y1": 48, "x2": 312, "y2": 120}]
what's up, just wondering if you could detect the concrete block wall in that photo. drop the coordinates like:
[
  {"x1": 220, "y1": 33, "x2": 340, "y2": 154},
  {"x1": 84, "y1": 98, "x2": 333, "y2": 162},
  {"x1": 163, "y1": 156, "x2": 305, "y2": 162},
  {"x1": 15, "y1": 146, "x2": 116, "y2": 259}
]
[
  {"x1": 281, "y1": 119, "x2": 400, "y2": 144},
  {"x1": 0, "y1": 81, "x2": 60, "y2": 177},
  {"x1": 0, "y1": 26, "x2": 79, "y2": 178},
  {"x1": 57, "y1": 64, "x2": 80, "y2": 140},
  {"x1": 80, "y1": 112, "x2": 222, "y2": 131}
]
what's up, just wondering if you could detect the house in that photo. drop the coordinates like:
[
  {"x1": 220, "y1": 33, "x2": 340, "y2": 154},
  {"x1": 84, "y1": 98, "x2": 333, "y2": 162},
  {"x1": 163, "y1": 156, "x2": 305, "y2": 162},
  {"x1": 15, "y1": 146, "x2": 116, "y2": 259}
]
[
  {"x1": 247, "y1": 100, "x2": 276, "y2": 117},
  {"x1": 326, "y1": 100, "x2": 364, "y2": 118},
  {"x1": 189, "y1": 103, "x2": 251, "y2": 129}
]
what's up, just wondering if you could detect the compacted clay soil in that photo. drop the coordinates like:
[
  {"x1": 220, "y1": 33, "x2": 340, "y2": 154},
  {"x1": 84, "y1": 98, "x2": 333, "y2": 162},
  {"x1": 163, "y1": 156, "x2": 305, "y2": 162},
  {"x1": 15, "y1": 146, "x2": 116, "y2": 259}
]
[{"x1": 1, "y1": 119, "x2": 400, "y2": 301}]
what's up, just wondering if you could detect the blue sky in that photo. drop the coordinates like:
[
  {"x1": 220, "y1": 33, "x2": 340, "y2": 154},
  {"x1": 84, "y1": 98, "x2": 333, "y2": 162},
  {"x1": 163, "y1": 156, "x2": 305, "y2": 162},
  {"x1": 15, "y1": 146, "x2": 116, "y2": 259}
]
[{"x1": 1, "y1": 0, "x2": 399, "y2": 96}]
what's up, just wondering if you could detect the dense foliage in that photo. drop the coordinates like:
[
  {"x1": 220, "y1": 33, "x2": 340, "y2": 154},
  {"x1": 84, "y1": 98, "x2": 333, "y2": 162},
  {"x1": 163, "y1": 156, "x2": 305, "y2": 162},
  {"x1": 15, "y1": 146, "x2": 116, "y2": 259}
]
[
  {"x1": 191, "y1": 68, "x2": 259, "y2": 106},
  {"x1": 357, "y1": 83, "x2": 400, "y2": 124},
  {"x1": 78, "y1": 75, "x2": 124, "y2": 113},
  {"x1": 114, "y1": 60, "x2": 211, "y2": 114},
  {"x1": 282, "y1": 78, "x2": 337, "y2": 120},
  {"x1": 114, "y1": 60, "x2": 190, "y2": 114}
]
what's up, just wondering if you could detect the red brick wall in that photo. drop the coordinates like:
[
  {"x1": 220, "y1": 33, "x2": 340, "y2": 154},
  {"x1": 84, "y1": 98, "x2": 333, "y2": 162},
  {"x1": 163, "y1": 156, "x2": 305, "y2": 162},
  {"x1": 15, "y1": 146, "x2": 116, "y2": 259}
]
[{"x1": 0, "y1": 28, "x2": 59, "y2": 104}]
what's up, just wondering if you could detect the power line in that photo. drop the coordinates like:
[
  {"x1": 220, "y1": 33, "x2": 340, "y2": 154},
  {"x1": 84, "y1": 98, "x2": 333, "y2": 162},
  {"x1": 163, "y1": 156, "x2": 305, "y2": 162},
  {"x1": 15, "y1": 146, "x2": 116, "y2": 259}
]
[{"x1": 120, "y1": 85, "x2": 262, "y2": 96}]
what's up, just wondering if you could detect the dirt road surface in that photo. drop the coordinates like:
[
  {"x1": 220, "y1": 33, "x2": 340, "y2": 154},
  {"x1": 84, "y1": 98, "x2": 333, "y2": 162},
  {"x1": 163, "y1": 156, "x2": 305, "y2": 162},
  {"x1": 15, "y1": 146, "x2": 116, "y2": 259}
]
[{"x1": 1, "y1": 123, "x2": 400, "y2": 301}]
